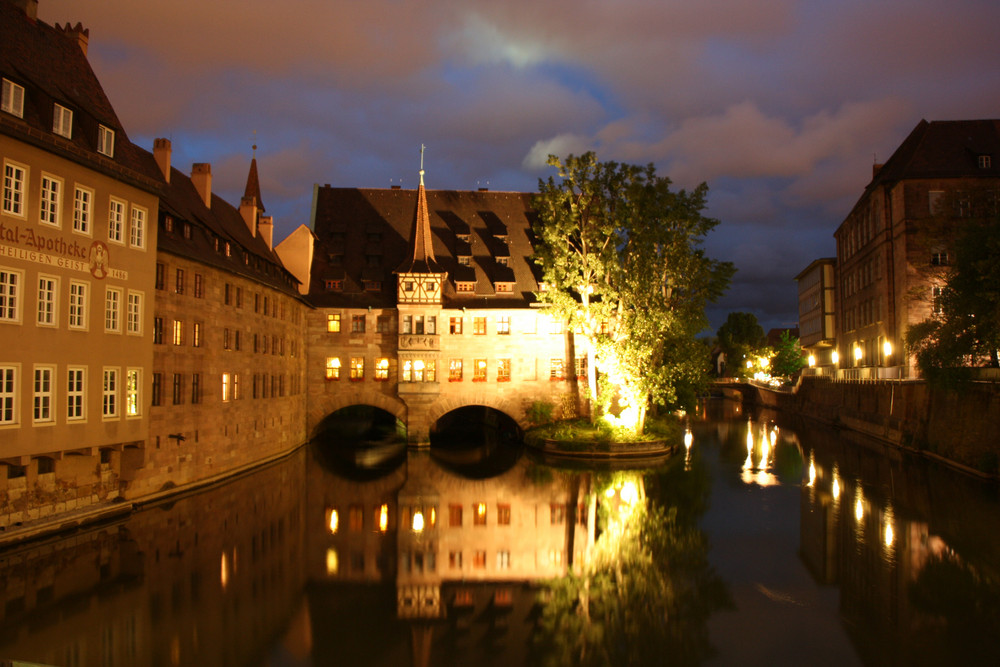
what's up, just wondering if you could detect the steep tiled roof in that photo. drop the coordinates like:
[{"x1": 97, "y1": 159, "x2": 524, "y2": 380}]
[
  {"x1": 0, "y1": 2, "x2": 162, "y2": 191},
  {"x1": 870, "y1": 119, "x2": 1000, "y2": 187},
  {"x1": 310, "y1": 187, "x2": 541, "y2": 309},
  {"x1": 243, "y1": 155, "x2": 265, "y2": 212},
  {"x1": 154, "y1": 157, "x2": 301, "y2": 297}
]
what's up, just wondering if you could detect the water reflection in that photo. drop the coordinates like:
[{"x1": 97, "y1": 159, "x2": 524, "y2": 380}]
[{"x1": 2, "y1": 403, "x2": 999, "y2": 665}]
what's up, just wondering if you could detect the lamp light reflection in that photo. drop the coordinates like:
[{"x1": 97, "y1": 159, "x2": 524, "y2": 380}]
[
  {"x1": 684, "y1": 430, "x2": 693, "y2": 449},
  {"x1": 379, "y1": 504, "x2": 388, "y2": 532},
  {"x1": 326, "y1": 548, "x2": 339, "y2": 575},
  {"x1": 412, "y1": 510, "x2": 425, "y2": 533},
  {"x1": 832, "y1": 476, "x2": 841, "y2": 501},
  {"x1": 220, "y1": 553, "x2": 229, "y2": 590},
  {"x1": 328, "y1": 509, "x2": 339, "y2": 534},
  {"x1": 855, "y1": 495, "x2": 864, "y2": 522}
]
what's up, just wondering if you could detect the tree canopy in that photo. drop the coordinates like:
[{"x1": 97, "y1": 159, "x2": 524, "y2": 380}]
[
  {"x1": 532, "y1": 153, "x2": 733, "y2": 432},
  {"x1": 716, "y1": 311, "x2": 766, "y2": 378},
  {"x1": 906, "y1": 188, "x2": 1000, "y2": 382}
]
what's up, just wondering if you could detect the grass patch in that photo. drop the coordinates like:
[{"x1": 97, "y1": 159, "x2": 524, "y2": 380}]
[{"x1": 525, "y1": 414, "x2": 683, "y2": 446}]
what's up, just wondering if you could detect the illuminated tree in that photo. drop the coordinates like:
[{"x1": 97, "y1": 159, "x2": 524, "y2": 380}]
[
  {"x1": 769, "y1": 330, "x2": 807, "y2": 379},
  {"x1": 533, "y1": 153, "x2": 733, "y2": 432},
  {"x1": 716, "y1": 311, "x2": 766, "y2": 378}
]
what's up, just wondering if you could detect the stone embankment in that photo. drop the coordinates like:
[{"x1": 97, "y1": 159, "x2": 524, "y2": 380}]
[{"x1": 725, "y1": 376, "x2": 1000, "y2": 479}]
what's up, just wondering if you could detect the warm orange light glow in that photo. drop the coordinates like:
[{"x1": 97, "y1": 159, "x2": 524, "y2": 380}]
[
  {"x1": 328, "y1": 509, "x2": 339, "y2": 534},
  {"x1": 808, "y1": 354, "x2": 816, "y2": 367},
  {"x1": 378, "y1": 504, "x2": 388, "y2": 532},
  {"x1": 412, "y1": 510, "x2": 425, "y2": 532},
  {"x1": 220, "y1": 553, "x2": 229, "y2": 590},
  {"x1": 831, "y1": 350, "x2": 839, "y2": 364},
  {"x1": 883, "y1": 340, "x2": 892, "y2": 357},
  {"x1": 853, "y1": 346, "x2": 862, "y2": 361},
  {"x1": 326, "y1": 548, "x2": 339, "y2": 575}
]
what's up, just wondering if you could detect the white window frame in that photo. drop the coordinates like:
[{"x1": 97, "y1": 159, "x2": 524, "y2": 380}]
[
  {"x1": 3, "y1": 160, "x2": 27, "y2": 217},
  {"x1": 104, "y1": 287, "x2": 121, "y2": 333},
  {"x1": 73, "y1": 186, "x2": 93, "y2": 235},
  {"x1": 0, "y1": 266, "x2": 23, "y2": 323},
  {"x1": 108, "y1": 197, "x2": 125, "y2": 243},
  {"x1": 126, "y1": 291, "x2": 142, "y2": 335},
  {"x1": 53, "y1": 103, "x2": 73, "y2": 138},
  {"x1": 129, "y1": 205, "x2": 146, "y2": 249},
  {"x1": 1, "y1": 78, "x2": 24, "y2": 118},
  {"x1": 98, "y1": 124, "x2": 115, "y2": 158},
  {"x1": 0, "y1": 364, "x2": 18, "y2": 426},
  {"x1": 66, "y1": 366, "x2": 85, "y2": 421},
  {"x1": 36, "y1": 274, "x2": 58, "y2": 327},
  {"x1": 125, "y1": 368, "x2": 140, "y2": 417},
  {"x1": 68, "y1": 280, "x2": 89, "y2": 330},
  {"x1": 33, "y1": 365, "x2": 54, "y2": 424},
  {"x1": 39, "y1": 173, "x2": 62, "y2": 227},
  {"x1": 102, "y1": 367, "x2": 119, "y2": 418}
]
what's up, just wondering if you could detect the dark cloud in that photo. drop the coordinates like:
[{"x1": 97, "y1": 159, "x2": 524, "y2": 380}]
[{"x1": 42, "y1": 0, "x2": 1000, "y2": 333}]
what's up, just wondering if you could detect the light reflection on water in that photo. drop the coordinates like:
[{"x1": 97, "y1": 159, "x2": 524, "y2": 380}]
[{"x1": 0, "y1": 400, "x2": 998, "y2": 665}]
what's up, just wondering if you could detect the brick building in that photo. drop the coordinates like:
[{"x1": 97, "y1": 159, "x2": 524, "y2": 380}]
[{"x1": 831, "y1": 119, "x2": 999, "y2": 378}]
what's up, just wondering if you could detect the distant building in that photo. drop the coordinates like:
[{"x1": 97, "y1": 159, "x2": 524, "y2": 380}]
[
  {"x1": 833, "y1": 119, "x2": 1000, "y2": 378},
  {"x1": 795, "y1": 258, "x2": 836, "y2": 373},
  {"x1": 0, "y1": 0, "x2": 162, "y2": 520},
  {"x1": 306, "y1": 172, "x2": 586, "y2": 443}
]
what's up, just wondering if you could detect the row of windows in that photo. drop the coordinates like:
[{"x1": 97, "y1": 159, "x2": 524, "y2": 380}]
[
  {"x1": 151, "y1": 371, "x2": 291, "y2": 406},
  {"x1": 842, "y1": 296, "x2": 882, "y2": 333},
  {"x1": 326, "y1": 502, "x2": 585, "y2": 535},
  {"x1": 842, "y1": 253, "x2": 882, "y2": 299},
  {"x1": 0, "y1": 267, "x2": 143, "y2": 333},
  {"x1": 2, "y1": 78, "x2": 115, "y2": 157},
  {"x1": 153, "y1": 318, "x2": 294, "y2": 355},
  {"x1": 0, "y1": 364, "x2": 140, "y2": 426},
  {"x1": 326, "y1": 313, "x2": 575, "y2": 335},
  {"x1": 156, "y1": 264, "x2": 291, "y2": 320},
  {"x1": 2, "y1": 160, "x2": 143, "y2": 246},
  {"x1": 324, "y1": 356, "x2": 584, "y2": 382}
]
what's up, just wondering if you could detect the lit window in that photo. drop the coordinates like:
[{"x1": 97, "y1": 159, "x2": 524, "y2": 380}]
[
  {"x1": 73, "y1": 186, "x2": 92, "y2": 234},
  {"x1": 449, "y1": 359, "x2": 463, "y2": 382},
  {"x1": 473, "y1": 317, "x2": 486, "y2": 335},
  {"x1": 979, "y1": 155, "x2": 992, "y2": 169},
  {"x1": 53, "y1": 103, "x2": 73, "y2": 138},
  {"x1": 192, "y1": 321, "x2": 201, "y2": 347},
  {"x1": 102, "y1": 368, "x2": 119, "y2": 418},
  {"x1": 457, "y1": 255, "x2": 471, "y2": 266},
  {"x1": 496, "y1": 315, "x2": 510, "y2": 334},
  {"x1": 449, "y1": 504, "x2": 463, "y2": 527},
  {"x1": 473, "y1": 359, "x2": 487, "y2": 382},
  {"x1": 175, "y1": 269, "x2": 184, "y2": 294},
  {"x1": 36, "y1": 275, "x2": 57, "y2": 326},
  {"x1": 221, "y1": 373, "x2": 231, "y2": 402},
  {"x1": 39, "y1": 174, "x2": 61, "y2": 227},
  {"x1": 449, "y1": 551, "x2": 463, "y2": 569},
  {"x1": 172, "y1": 320, "x2": 184, "y2": 345},
  {"x1": 497, "y1": 551, "x2": 510, "y2": 570},
  {"x1": 473, "y1": 550, "x2": 486, "y2": 569},
  {"x1": 495, "y1": 282, "x2": 513, "y2": 292},
  {"x1": 350, "y1": 357, "x2": 364, "y2": 380},
  {"x1": 327, "y1": 508, "x2": 339, "y2": 534},
  {"x1": 3, "y1": 161, "x2": 26, "y2": 217},
  {"x1": 126, "y1": 369, "x2": 140, "y2": 417},
  {"x1": 127, "y1": 292, "x2": 142, "y2": 334},
  {"x1": 327, "y1": 313, "x2": 341, "y2": 332},
  {"x1": 108, "y1": 198, "x2": 125, "y2": 243},
  {"x1": 497, "y1": 358, "x2": 511, "y2": 382},
  {"x1": 473, "y1": 502, "x2": 487, "y2": 526},
  {"x1": 97, "y1": 125, "x2": 115, "y2": 157},
  {"x1": 33, "y1": 366, "x2": 54, "y2": 423},
  {"x1": 377, "y1": 504, "x2": 389, "y2": 532},
  {"x1": 550, "y1": 359, "x2": 564, "y2": 381},
  {"x1": 575, "y1": 357, "x2": 587, "y2": 379},
  {"x1": 2, "y1": 79, "x2": 25, "y2": 117},
  {"x1": 375, "y1": 358, "x2": 389, "y2": 380},
  {"x1": 325, "y1": 357, "x2": 341, "y2": 380},
  {"x1": 549, "y1": 318, "x2": 563, "y2": 334},
  {"x1": 456, "y1": 281, "x2": 475, "y2": 292}
]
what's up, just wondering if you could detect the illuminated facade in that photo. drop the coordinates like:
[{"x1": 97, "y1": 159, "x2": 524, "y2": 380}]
[
  {"x1": 306, "y1": 172, "x2": 591, "y2": 444},
  {"x1": 0, "y1": 1, "x2": 161, "y2": 525},
  {"x1": 833, "y1": 119, "x2": 1000, "y2": 378},
  {"x1": 795, "y1": 258, "x2": 837, "y2": 374}
]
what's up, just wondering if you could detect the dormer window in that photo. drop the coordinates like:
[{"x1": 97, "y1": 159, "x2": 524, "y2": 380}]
[
  {"x1": 1, "y1": 79, "x2": 24, "y2": 118},
  {"x1": 456, "y1": 282, "x2": 475, "y2": 293},
  {"x1": 495, "y1": 282, "x2": 514, "y2": 293},
  {"x1": 363, "y1": 280, "x2": 381, "y2": 292},
  {"x1": 164, "y1": 216, "x2": 174, "y2": 233},
  {"x1": 456, "y1": 233, "x2": 471, "y2": 243},
  {"x1": 325, "y1": 279, "x2": 343, "y2": 291},
  {"x1": 496, "y1": 257, "x2": 509, "y2": 267},
  {"x1": 979, "y1": 155, "x2": 992, "y2": 169},
  {"x1": 97, "y1": 124, "x2": 115, "y2": 157},
  {"x1": 403, "y1": 281, "x2": 414, "y2": 292},
  {"x1": 53, "y1": 104, "x2": 73, "y2": 139},
  {"x1": 183, "y1": 223, "x2": 192, "y2": 240},
  {"x1": 425, "y1": 281, "x2": 436, "y2": 292},
  {"x1": 457, "y1": 255, "x2": 471, "y2": 266}
]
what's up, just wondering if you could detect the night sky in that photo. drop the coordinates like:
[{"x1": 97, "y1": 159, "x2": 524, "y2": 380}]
[{"x1": 43, "y1": 0, "x2": 1000, "y2": 333}]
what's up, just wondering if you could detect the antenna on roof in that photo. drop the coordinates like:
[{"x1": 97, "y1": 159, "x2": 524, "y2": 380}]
[{"x1": 419, "y1": 144, "x2": 426, "y2": 186}]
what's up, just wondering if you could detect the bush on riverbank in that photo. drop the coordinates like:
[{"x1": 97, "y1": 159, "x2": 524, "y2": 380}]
[{"x1": 525, "y1": 413, "x2": 683, "y2": 447}]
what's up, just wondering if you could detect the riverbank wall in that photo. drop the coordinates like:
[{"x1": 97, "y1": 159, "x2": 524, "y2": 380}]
[{"x1": 728, "y1": 376, "x2": 1000, "y2": 478}]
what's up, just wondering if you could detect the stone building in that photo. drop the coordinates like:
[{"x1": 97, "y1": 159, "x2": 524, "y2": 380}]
[
  {"x1": 794, "y1": 257, "x2": 837, "y2": 373},
  {"x1": 0, "y1": 0, "x2": 162, "y2": 526},
  {"x1": 306, "y1": 166, "x2": 589, "y2": 444},
  {"x1": 135, "y1": 138, "x2": 312, "y2": 499},
  {"x1": 833, "y1": 119, "x2": 1000, "y2": 378}
]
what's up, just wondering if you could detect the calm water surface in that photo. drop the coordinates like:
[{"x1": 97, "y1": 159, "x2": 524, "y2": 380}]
[{"x1": 1, "y1": 399, "x2": 998, "y2": 666}]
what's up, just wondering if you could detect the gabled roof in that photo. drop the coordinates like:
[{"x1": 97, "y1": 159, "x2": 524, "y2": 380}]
[
  {"x1": 154, "y1": 155, "x2": 301, "y2": 297},
  {"x1": 872, "y1": 119, "x2": 1000, "y2": 185},
  {"x1": 310, "y1": 186, "x2": 540, "y2": 309},
  {"x1": 0, "y1": 2, "x2": 161, "y2": 191}
]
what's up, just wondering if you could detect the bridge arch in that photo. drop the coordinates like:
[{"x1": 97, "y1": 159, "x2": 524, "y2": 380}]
[
  {"x1": 425, "y1": 394, "x2": 530, "y2": 434},
  {"x1": 308, "y1": 391, "x2": 407, "y2": 440}
]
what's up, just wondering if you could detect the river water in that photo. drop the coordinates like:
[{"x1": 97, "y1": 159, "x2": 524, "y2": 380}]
[{"x1": 1, "y1": 398, "x2": 998, "y2": 666}]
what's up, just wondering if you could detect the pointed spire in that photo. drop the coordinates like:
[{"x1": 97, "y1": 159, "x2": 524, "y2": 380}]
[
  {"x1": 398, "y1": 145, "x2": 440, "y2": 273},
  {"x1": 244, "y1": 138, "x2": 265, "y2": 213}
]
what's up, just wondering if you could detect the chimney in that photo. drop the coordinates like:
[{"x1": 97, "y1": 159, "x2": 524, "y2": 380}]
[
  {"x1": 239, "y1": 196, "x2": 258, "y2": 237},
  {"x1": 191, "y1": 163, "x2": 212, "y2": 209},
  {"x1": 57, "y1": 22, "x2": 90, "y2": 56},
  {"x1": 153, "y1": 138, "x2": 171, "y2": 184},
  {"x1": 11, "y1": 0, "x2": 38, "y2": 21},
  {"x1": 872, "y1": 163, "x2": 884, "y2": 179},
  {"x1": 258, "y1": 216, "x2": 274, "y2": 250}
]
